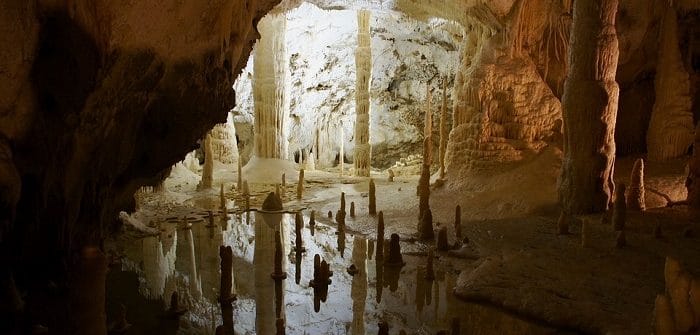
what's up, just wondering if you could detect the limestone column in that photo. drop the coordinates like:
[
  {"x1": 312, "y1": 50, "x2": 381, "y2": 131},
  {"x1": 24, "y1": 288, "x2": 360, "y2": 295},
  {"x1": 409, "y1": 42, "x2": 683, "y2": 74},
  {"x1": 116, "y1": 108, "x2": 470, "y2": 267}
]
[
  {"x1": 558, "y1": 0, "x2": 620, "y2": 214},
  {"x1": 646, "y1": 4, "x2": 694, "y2": 161},
  {"x1": 254, "y1": 13, "x2": 289, "y2": 159},
  {"x1": 354, "y1": 9, "x2": 372, "y2": 177}
]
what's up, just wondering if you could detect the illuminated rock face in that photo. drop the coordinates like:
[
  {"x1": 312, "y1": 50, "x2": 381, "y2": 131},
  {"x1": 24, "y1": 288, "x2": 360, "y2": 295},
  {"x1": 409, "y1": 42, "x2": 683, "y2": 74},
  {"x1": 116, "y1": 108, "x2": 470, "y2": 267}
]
[
  {"x1": 646, "y1": 4, "x2": 694, "y2": 162},
  {"x1": 558, "y1": 0, "x2": 620, "y2": 214},
  {"x1": 353, "y1": 9, "x2": 372, "y2": 177},
  {"x1": 254, "y1": 13, "x2": 289, "y2": 160}
]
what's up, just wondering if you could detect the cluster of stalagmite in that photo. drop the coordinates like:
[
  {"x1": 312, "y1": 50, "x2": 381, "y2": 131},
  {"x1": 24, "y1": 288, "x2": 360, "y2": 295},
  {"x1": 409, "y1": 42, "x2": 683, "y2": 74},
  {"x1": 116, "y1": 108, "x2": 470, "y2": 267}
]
[
  {"x1": 198, "y1": 132, "x2": 214, "y2": 190},
  {"x1": 558, "y1": 0, "x2": 620, "y2": 214},
  {"x1": 653, "y1": 257, "x2": 700, "y2": 334},
  {"x1": 646, "y1": 3, "x2": 694, "y2": 162},
  {"x1": 353, "y1": 9, "x2": 372, "y2": 177},
  {"x1": 254, "y1": 13, "x2": 289, "y2": 159}
]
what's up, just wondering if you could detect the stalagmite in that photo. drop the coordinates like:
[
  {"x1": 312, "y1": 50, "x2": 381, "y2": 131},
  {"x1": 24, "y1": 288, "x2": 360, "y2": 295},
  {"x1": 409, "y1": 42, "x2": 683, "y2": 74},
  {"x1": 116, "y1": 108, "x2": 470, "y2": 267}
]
[
  {"x1": 328, "y1": 211, "x2": 333, "y2": 219},
  {"x1": 254, "y1": 13, "x2": 289, "y2": 159},
  {"x1": 615, "y1": 230, "x2": 626, "y2": 248},
  {"x1": 242, "y1": 180, "x2": 249, "y2": 196},
  {"x1": 166, "y1": 291, "x2": 187, "y2": 317},
  {"x1": 557, "y1": 211, "x2": 569, "y2": 235},
  {"x1": 665, "y1": 257, "x2": 694, "y2": 332},
  {"x1": 281, "y1": 173, "x2": 286, "y2": 188},
  {"x1": 418, "y1": 86, "x2": 433, "y2": 221},
  {"x1": 368, "y1": 178, "x2": 376, "y2": 216},
  {"x1": 198, "y1": 133, "x2": 214, "y2": 190},
  {"x1": 376, "y1": 211, "x2": 385, "y2": 261},
  {"x1": 687, "y1": 123, "x2": 700, "y2": 210},
  {"x1": 558, "y1": 0, "x2": 620, "y2": 214},
  {"x1": 339, "y1": 128, "x2": 345, "y2": 177},
  {"x1": 294, "y1": 212, "x2": 305, "y2": 253},
  {"x1": 654, "y1": 295, "x2": 675, "y2": 335},
  {"x1": 385, "y1": 233, "x2": 405, "y2": 266},
  {"x1": 295, "y1": 169, "x2": 304, "y2": 200},
  {"x1": 437, "y1": 227, "x2": 449, "y2": 251},
  {"x1": 647, "y1": 3, "x2": 694, "y2": 161},
  {"x1": 353, "y1": 9, "x2": 372, "y2": 177},
  {"x1": 454, "y1": 205, "x2": 462, "y2": 239},
  {"x1": 613, "y1": 184, "x2": 627, "y2": 231},
  {"x1": 387, "y1": 169, "x2": 394, "y2": 182},
  {"x1": 419, "y1": 209, "x2": 434, "y2": 240},
  {"x1": 627, "y1": 158, "x2": 646, "y2": 211},
  {"x1": 425, "y1": 250, "x2": 435, "y2": 281},
  {"x1": 305, "y1": 149, "x2": 315, "y2": 171},
  {"x1": 581, "y1": 220, "x2": 590, "y2": 248},
  {"x1": 237, "y1": 159, "x2": 243, "y2": 191},
  {"x1": 350, "y1": 202, "x2": 355, "y2": 218},
  {"x1": 438, "y1": 79, "x2": 448, "y2": 180}
]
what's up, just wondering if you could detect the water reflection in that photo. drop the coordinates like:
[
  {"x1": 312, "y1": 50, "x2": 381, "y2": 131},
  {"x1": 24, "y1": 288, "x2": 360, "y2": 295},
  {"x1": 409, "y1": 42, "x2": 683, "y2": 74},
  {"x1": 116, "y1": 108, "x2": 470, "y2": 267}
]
[{"x1": 111, "y1": 211, "x2": 566, "y2": 335}]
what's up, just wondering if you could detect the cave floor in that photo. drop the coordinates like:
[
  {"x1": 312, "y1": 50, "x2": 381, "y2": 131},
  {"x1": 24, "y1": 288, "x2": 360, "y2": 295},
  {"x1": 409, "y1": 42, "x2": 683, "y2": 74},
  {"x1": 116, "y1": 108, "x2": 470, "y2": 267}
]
[{"x1": 107, "y1": 157, "x2": 697, "y2": 334}]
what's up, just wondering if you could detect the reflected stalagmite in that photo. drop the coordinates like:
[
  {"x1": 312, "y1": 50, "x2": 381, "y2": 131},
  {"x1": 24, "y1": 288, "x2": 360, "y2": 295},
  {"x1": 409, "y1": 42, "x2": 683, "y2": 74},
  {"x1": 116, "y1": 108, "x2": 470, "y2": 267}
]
[
  {"x1": 369, "y1": 178, "x2": 376, "y2": 216},
  {"x1": 350, "y1": 237, "x2": 368, "y2": 335},
  {"x1": 420, "y1": 208, "x2": 434, "y2": 240},
  {"x1": 294, "y1": 212, "x2": 305, "y2": 253},
  {"x1": 627, "y1": 158, "x2": 645, "y2": 211},
  {"x1": 425, "y1": 249, "x2": 435, "y2": 281},
  {"x1": 272, "y1": 231, "x2": 287, "y2": 280},
  {"x1": 376, "y1": 211, "x2": 385, "y2": 261},
  {"x1": 219, "y1": 246, "x2": 235, "y2": 335},
  {"x1": 437, "y1": 227, "x2": 449, "y2": 251},
  {"x1": 385, "y1": 233, "x2": 405, "y2": 266}
]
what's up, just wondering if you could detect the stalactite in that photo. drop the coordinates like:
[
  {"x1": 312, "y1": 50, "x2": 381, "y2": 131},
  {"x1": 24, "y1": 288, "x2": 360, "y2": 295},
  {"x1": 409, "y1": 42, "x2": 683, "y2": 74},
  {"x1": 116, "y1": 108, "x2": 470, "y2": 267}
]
[
  {"x1": 198, "y1": 132, "x2": 214, "y2": 190},
  {"x1": 438, "y1": 79, "x2": 448, "y2": 180},
  {"x1": 353, "y1": 9, "x2": 372, "y2": 177},
  {"x1": 647, "y1": 4, "x2": 694, "y2": 161},
  {"x1": 558, "y1": 0, "x2": 620, "y2": 214},
  {"x1": 254, "y1": 13, "x2": 289, "y2": 159}
]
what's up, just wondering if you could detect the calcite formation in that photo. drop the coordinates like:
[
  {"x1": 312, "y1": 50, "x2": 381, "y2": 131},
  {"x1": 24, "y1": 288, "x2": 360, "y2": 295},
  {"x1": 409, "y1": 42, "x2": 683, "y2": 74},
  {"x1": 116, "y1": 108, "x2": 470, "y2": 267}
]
[
  {"x1": 254, "y1": 13, "x2": 289, "y2": 159},
  {"x1": 210, "y1": 120, "x2": 239, "y2": 165},
  {"x1": 558, "y1": 0, "x2": 620, "y2": 214},
  {"x1": 646, "y1": 4, "x2": 694, "y2": 162},
  {"x1": 368, "y1": 178, "x2": 377, "y2": 216},
  {"x1": 198, "y1": 132, "x2": 214, "y2": 190},
  {"x1": 353, "y1": 9, "x2": 372, "y2": 177},
  {"x1": 627, "y1": 158, "x2": 646, "y2": 211}
]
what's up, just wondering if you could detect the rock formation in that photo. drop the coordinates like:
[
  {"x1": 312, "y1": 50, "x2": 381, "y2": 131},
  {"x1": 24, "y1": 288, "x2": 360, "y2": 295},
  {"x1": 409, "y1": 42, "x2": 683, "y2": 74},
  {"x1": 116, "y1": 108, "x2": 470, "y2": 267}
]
[
  {"x1": 199, "y1": 132, "x2": 214, "y2": 190},
  {"x1": 613, "y1": 184, "x2": 627, "y2": 231},
  {"x1": 353, "y1": 9, "x2": 372, "y2": 177},
  {"x1": 210, "y1": 119, "x2": 239, "y2": 165},
  {"x1": 438, "y1": 79, "x2": 448, "y2": 180},
  {"x1": 369, "y1": 178, "x2": 377, "y2": 216},
  {"x1": 646, "y1": 4, "x2": 694, "y2": 162},
  {"x1": 296, "y1": 168, "x2": 304, "y2": 200},
  {"x1": 254, "y1": 13, "x2": 289, "y2": 159},
  {"x1": 558, "y1": 0, "x2": 620, "y2": 214}
]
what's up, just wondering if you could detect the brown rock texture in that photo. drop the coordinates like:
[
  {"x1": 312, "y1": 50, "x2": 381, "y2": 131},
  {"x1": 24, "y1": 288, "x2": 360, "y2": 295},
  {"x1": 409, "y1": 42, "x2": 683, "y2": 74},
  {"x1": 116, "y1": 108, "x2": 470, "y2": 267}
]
[{"x1": 558, "y1": 0, "x2": 620, "y2": 214}]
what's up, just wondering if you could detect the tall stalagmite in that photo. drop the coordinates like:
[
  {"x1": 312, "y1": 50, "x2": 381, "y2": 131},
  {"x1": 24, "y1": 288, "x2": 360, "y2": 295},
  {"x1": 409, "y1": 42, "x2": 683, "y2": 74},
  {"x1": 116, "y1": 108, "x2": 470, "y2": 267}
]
[
  {"x1": 558, "y1": 0, "x2": 620, "y2": 214},
  {"x1": 418, "y1": 85, "x2": 433, "y2": 220},
  {"x1": 438, "y1": 79, "x2": 448, "y2": 180},
  {"x1": 353, "y1": 9, "x2": 372, "y2": 177},
  {"x1": 627, "y1": 158, "x2": 645, "y2": 211},
  {"x1": 254, "y1": 13, "x2": 289, "y2": 159},
  {"x1": 646, "y1": 4, "x2": 694, "y2": 162},
  {"x1": 199, "y1": 132, "x2": 214, "y2": 190}
]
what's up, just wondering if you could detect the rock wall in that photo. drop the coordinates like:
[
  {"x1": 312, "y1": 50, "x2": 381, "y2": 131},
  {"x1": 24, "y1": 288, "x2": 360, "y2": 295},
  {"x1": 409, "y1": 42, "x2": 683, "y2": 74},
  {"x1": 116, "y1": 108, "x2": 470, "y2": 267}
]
[
  {"x1": 233, "y1": 3, "x2": 462, "y2": 168},
  {"x1": 0, "y1": 0, "x2": 279, "y2": 331}
]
